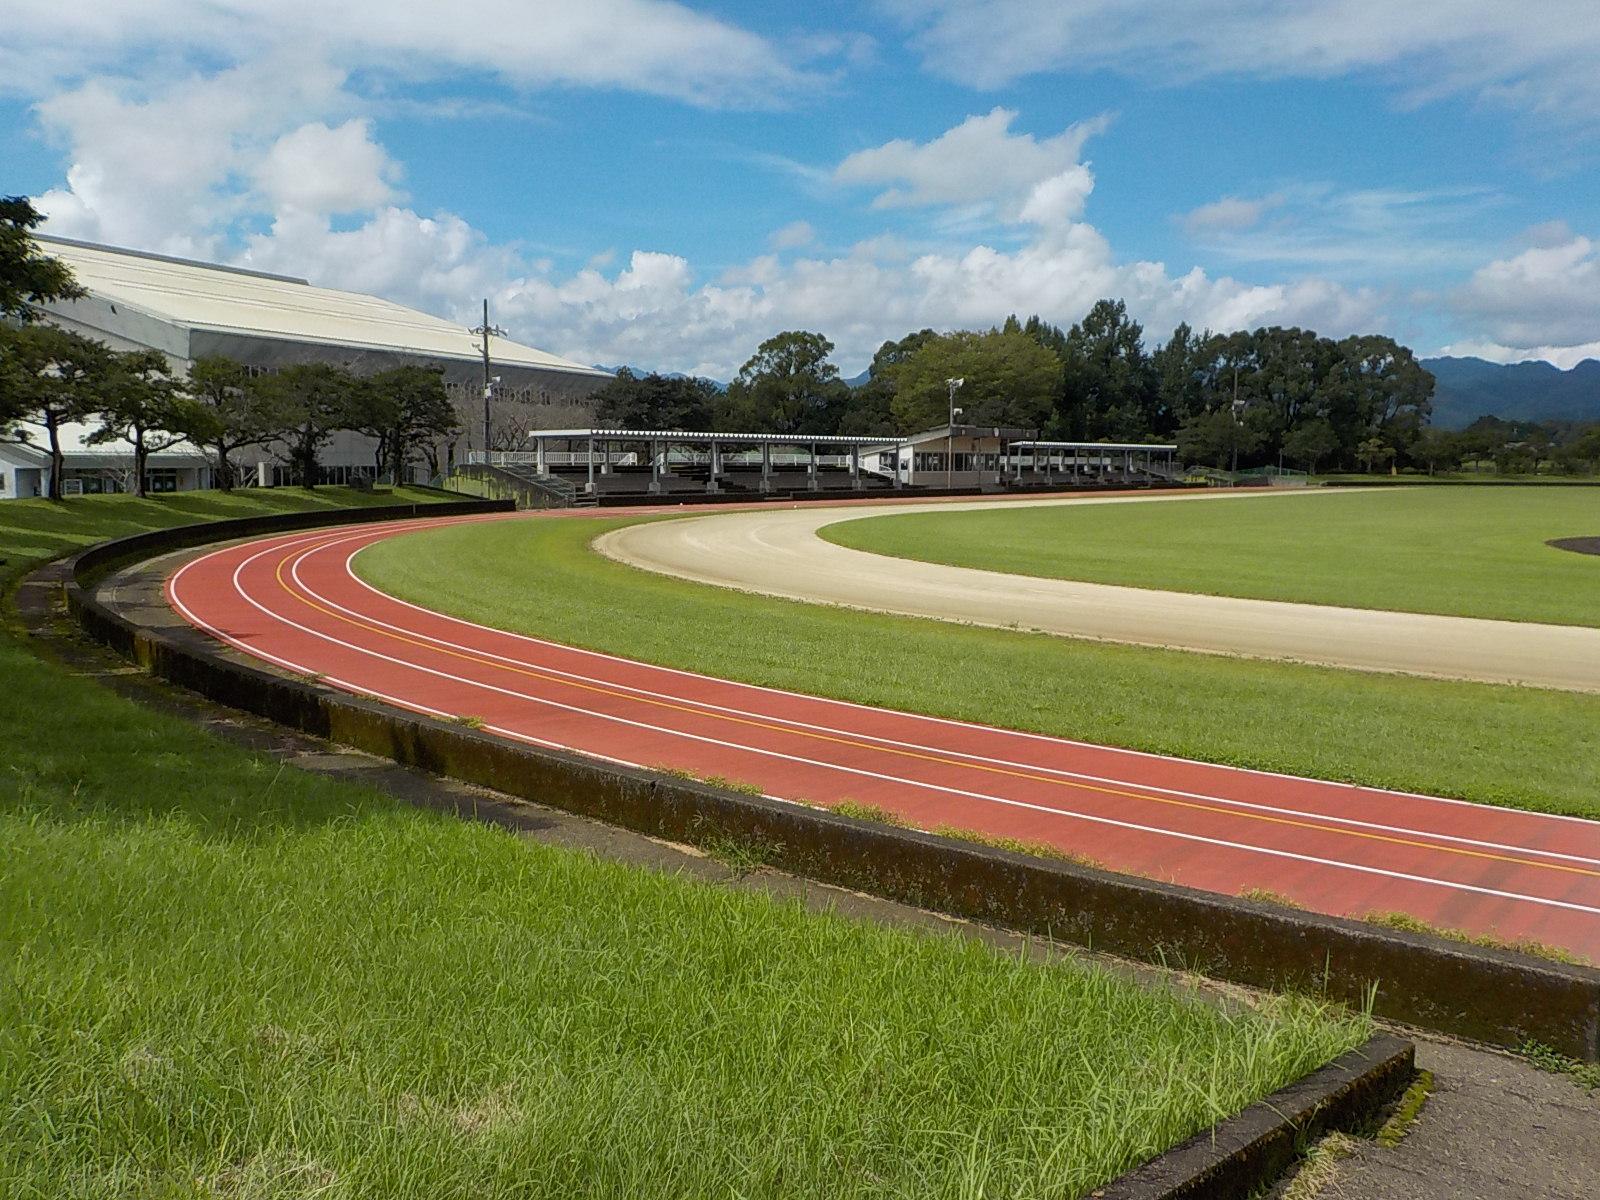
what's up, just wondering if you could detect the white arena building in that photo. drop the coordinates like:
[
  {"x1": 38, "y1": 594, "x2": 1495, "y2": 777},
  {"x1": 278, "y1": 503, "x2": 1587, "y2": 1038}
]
[{"x1": 1, "y1": 236, "x2": 609, "y2": 498}]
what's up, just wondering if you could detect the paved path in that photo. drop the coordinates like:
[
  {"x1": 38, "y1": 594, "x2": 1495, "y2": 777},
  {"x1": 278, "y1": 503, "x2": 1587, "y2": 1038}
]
[
  {"x1": 597, "y1": 491, "x2": 1600, "y2": 692},
  {"x1": 163, "y1": 514, "x2": 1600, "y2": 960}
]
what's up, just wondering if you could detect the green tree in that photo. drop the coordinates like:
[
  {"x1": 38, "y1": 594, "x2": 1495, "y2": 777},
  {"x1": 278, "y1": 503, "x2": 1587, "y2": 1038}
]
[
  {"x1": 1356, "y1": 436, "x2": 1396, "y2": 474},
  {"x1": 185, "y1": 357, "x2": 279, "y2": 490},
  {"x1": 89, "y1": 349, "x2": 216, "y2": 498},
  {"x1": 887, "y1": 328, "x2": 1058, "y2": 432},
  {"x1": 360, "y1": 365, "x2": 462, "y2": 481},
  {"x1": 1150, "y1": 322, "x2": 1211, "y2": 429},
  {"x1": 1281, "y1": 418, "x2": 1340, "y2": 475},
  {"x1": 254, "y1": 363, "x2": 361, "y2": 488},
  {"x1": 0, "y1": 323, "x2": 111, "y2": 500},
  {"x1": 1058, "y1": 299, "x2": 1157, "y2": 439},
  {"x1": 841, "y1": 329, "x2": 938, "y2": 435},
  {"x1": 1, "y1": 196, "x2": 83, "y2": 322},
  {"x1": 722, "y1": 331, "x2": 848, "y2": 434},
  {"x1": 594, "y1": 368, "x2": 719, "y2": 431},
  {"x1": 1412, "y1": 427, "x2": 1463, "y2": 476},
  {"x1": 1176, "y1": 405, "x2": 1266, "y2": 471}
]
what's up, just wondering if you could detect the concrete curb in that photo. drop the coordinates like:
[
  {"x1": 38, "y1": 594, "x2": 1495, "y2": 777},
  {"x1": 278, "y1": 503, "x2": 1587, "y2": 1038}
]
[
  {"x1": 1095, "y1": 1034, "x2": 1414, "y2": 1199},
  {"x1": 60, "y1": 508, "x2": 1600, "y2": 1062}
]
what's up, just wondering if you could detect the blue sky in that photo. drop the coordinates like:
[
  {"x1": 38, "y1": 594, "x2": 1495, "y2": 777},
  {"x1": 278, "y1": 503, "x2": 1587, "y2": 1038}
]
[{"x1": 4, "y1": 1, "x2": 1598, "y2": 376}]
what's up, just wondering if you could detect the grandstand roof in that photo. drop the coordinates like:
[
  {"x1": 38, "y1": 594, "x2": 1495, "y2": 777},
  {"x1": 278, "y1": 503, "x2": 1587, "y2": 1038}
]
[{"x1": 38, "y1": 236, "x2": 608, "y2": 378}]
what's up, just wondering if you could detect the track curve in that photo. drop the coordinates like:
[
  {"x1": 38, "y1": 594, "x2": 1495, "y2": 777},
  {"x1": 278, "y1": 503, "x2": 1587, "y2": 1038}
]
[
  {"x1": 597, "y1": 494, "x2": 1600, "y2": 693},
  {"x1": 166, "y1": 513, "x2": 1600, "y2": 961}
]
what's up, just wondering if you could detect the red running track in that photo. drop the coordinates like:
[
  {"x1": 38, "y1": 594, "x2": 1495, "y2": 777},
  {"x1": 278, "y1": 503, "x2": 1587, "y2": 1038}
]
[{"x1": 166, "y1": 513, "x2": 1600, "y2": 961}]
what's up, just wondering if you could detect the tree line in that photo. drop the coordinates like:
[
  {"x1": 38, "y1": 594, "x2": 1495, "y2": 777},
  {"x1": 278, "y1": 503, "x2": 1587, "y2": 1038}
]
[
  {"x1": 1413, "y1": 416, "x2": 1600, "y2": 477},
  {"x1": 1, "y1": 197, "x2": 459, "y2": 500},
  {"x1": 594, "y1": 302, "x2": 1437, "y2": 474}
]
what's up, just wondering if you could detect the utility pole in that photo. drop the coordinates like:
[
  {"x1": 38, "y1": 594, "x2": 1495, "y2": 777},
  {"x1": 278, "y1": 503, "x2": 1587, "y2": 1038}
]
[
  {"x1": 1230, "y1": 364, "x2": 1244, "y2": 476},
  {"x1": 471, "y1": 298, "x2": 508, "y2": 460}
]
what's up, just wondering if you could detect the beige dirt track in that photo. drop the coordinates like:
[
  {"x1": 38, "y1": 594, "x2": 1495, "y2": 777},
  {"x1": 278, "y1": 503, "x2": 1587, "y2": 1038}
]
[{"x1": 595, "y1": 489, "x2": 1600, "y2": 693}]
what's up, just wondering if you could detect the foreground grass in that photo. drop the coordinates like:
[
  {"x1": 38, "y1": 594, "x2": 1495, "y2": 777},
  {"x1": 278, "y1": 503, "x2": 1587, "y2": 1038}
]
[
  {"x1": 821, "y1": 487, "x2": 1600, "y2": 626},
  {"x1": 0, "y1": 493, "x2": 1367, "y2": 1195},
  {"x1": 358, "y1": 516, "x2": 1600, "y2": 818}
]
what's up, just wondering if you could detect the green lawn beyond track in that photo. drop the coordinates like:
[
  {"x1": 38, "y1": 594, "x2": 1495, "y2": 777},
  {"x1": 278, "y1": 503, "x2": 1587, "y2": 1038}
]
[
  {"x1": 822, "y1": 487, "x2": 1600, "y2": 626},
  {"x1": 357, "y1": 515, "x2": 1600, "y2": 820},
  {"x1": 0, "y1": 492, "x2": 1367, "y2": 1195}
]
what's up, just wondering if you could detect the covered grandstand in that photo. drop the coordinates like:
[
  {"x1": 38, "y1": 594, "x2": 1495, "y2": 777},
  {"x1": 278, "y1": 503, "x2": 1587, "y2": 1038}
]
[
  {"x1": 454, "y1": 426, "x2": 1186, "y2": 507},
  {"x1": 466, "y1": 429, "x2": 906, "y2": 504}
]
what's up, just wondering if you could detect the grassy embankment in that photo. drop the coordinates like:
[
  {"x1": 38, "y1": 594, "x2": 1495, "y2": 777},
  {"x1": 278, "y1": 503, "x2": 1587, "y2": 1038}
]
[
  {"x1": 822, "y1": 487, "x2": 1600, "y2": 626},
  {"x1": 357, "y1": 515, "x2": 1600, "y2": 819},
  {"x1": 1, "y1": 490, "x2": 1366, "y2": 1197}
]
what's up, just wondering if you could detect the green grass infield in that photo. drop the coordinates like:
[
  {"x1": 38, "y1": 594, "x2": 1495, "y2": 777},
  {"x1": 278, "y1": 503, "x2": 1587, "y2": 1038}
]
[
  {"x1": 820, "y1": 487, "x2": 1600, "y2": 627},
  {"x1": 1, "y1": 493, "x2": 1368, "y2": 1195},
  {"x1": 356, "y1": 515, "x2": 1600, "y2": 819}
]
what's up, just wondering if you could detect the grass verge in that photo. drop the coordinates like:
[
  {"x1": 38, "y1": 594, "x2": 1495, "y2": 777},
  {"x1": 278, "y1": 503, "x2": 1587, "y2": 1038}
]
[
  {"x1": 820, "y1": 487, "x2": 1600, "y2": 626},
  {"x1": 354, "y1": 515, "x2": 1600, "y2": 819},
  {"x1": 0, "y1": 492, "x2": 1369, "y2": 1197}
]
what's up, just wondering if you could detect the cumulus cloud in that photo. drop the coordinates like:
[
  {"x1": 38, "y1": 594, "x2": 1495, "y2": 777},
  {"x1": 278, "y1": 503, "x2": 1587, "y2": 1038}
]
[
  {"x1": 32, "y1": 57, "x2": 348, "y2": 256},
  {"x1": 31, "y1": 80, "x2": 1388, "y2": 379},
  {"x1": 254, "y1": 119, "x2": 399, "y2": 214},
  {"x1": 220, "y1": 194, "x2": 1382, "y2": 379},
  {"x1": 835, "y1": 108, "x2": 1109, "y2": 225},
  {"x1": 888, "y1": 1, "x2": 1600, "y2": 126},
  {"x1": 1451, "y1": 235, "x2": 1600, "y2": 350}
]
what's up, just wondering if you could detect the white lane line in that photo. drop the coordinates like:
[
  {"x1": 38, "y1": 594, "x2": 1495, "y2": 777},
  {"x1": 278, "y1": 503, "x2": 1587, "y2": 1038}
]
[
  {"x1": 338, "y1": 514, "x2": 1600, "y2": 829},
  {"x1": 165, "y1": 531, "x2": 1600, "y2": 920},
  {"x1": 269, "y1": 528, "x2": 1600, "y2": 870}
]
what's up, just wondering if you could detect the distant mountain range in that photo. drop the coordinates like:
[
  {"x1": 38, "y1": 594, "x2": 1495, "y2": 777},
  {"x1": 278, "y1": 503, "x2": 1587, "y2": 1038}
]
[
  {"x1": 596, "y1": 358, "x2": 1600, "y2": 430},
  {"x1": 1421, "y1": 357, "x2": 1600, "y2": 428}
]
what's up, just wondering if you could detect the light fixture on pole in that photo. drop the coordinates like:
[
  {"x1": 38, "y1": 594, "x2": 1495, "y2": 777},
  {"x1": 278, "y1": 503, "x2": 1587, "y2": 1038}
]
[{"x1": 946, "y1": 377, "x2": 965, "y2": 489}]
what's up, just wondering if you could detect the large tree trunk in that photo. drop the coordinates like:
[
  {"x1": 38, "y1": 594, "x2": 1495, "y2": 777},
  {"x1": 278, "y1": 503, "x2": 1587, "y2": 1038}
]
[
  {"x1": 214, "y1": 440, "x2": 234, "y2": 491},
  {"x1": 298, "y1": 423, "x2": 317, "y2": 490},
  {"x1": 133, "y1": 426, "x2": 148, "y2": 499},
  {"x1": 46, "y1": 410, "x2": 64, "y2": 502}
]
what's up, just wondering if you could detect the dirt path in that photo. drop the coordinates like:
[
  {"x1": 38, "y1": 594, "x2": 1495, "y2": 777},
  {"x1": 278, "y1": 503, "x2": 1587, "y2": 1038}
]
[{"x1": 597, "y1": 492, "x2": 1600, "y2": 693}]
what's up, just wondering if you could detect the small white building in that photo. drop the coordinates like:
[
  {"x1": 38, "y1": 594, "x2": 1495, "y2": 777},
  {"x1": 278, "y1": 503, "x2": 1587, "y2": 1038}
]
[{"x1": 0, "y1": 426, "x2": 211, "y2": 500}]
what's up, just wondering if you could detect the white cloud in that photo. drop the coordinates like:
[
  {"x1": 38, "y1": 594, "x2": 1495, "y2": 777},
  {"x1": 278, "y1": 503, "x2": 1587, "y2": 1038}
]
[
  {"x1": 254, "y1": 119, "x2": 399, "y2": 214},
  {"x1": 1182, "y1": 195, "x2": 1277, "y2": 235},
  {"x1": 32, "y1": 87, "x2": 1387, "y2": 379},
  {"x1": 769, "y1": 220, "x2": 817, "y2": 250},
  {"x1": 889, "y1": 1, "x2": 1600, "y2": 125},
  {"x1": 2, "y1": 0, "x2": 824, "y2": 109},
  {"x1": 1451, "y1": 235, "x2": 1600, "y2": 350},
  {"x1": 835, "y1": 108, "x2": 1109, "y2": 225},
  {"x1": 228, "y1": 199, "x2": 1381, "y2": 379},
  {"x1": 32, "y1": 57, "x2": 348, "y2": 256}
]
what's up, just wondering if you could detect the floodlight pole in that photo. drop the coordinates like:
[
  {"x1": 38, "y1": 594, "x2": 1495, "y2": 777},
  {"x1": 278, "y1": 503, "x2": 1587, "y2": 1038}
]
[{"x1": 946, "y1": 377, "x2": 964, "y2": 490}]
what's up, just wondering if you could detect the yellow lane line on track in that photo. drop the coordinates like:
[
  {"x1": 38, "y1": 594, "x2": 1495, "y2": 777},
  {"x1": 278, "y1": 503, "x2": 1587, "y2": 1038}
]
[{"x1": 257, "y1": 531, "x2": 1600, "y2": 884}]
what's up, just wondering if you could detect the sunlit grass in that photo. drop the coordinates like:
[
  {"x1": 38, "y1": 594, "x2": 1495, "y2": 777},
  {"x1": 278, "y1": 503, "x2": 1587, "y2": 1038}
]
[
  {"x1": 356, "y1": 515, "x2": 1600, "y2": 819},
  {"x1": 0, "y1": 491, "x2": 1369, "y2": 1196},
  {"x1": 821, "y1": 487, "x2": 1600, "y2": 626}
]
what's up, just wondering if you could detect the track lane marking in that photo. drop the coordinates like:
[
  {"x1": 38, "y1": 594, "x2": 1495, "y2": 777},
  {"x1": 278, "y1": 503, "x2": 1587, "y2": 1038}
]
[
  {"x1": 268, "y1": 531, "x2": 1600, "y2": 870},
  {"x1": 166, "y1": 547, "x2": 1600, "y2": 921},
  {"x1": 245, "y1": 529, "x2": 1600, "y2": 884}
]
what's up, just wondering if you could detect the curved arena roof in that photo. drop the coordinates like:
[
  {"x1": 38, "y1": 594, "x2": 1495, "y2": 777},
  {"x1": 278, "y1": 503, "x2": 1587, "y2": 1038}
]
[{"x1": 38, "y1": 235, "x2": 608, "y2": 378}]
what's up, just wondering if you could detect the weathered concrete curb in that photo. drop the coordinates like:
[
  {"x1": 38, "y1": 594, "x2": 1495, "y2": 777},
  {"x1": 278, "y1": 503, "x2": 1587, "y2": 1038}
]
[
  {"x1": 61, "y1": 509, "x2": 1600, "y2": 1061},
  {"x1": 1095, "y1": 1033, "x2": 1414, "y2": 1199}
]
